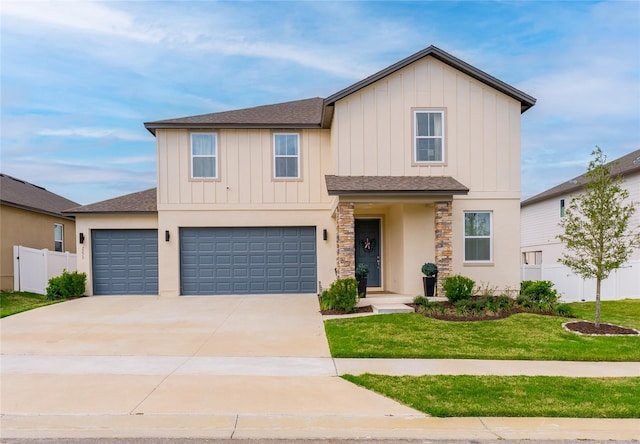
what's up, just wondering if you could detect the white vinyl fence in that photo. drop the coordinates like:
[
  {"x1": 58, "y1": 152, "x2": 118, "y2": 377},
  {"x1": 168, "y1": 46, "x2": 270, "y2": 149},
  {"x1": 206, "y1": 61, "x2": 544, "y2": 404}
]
[
  {"x1": 13, "y1": 245, "x2": 77, "y2": 295},
  {"x1": 521, "y1": 260, "x2": 640, "y2": 303}
]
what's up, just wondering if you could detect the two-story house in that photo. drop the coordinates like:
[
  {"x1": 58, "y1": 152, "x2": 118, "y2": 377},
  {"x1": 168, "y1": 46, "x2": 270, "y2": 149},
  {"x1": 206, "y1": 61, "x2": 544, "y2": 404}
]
[
  {"x1": 521, "y1": 148, "x2": 640, "y2": 301},
  {"x1": 68, "y1": 46, "x2": 536, "y2": 297}
]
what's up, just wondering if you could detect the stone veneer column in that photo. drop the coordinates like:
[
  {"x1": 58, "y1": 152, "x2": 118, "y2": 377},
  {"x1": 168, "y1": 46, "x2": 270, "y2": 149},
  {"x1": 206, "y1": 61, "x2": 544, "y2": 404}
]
[
  {"x1": 435, "y1": 201, "x2": 453, "y2": 295},
  {"x1": 336, "y1": 202, "x2": 355, "y2": 279}
]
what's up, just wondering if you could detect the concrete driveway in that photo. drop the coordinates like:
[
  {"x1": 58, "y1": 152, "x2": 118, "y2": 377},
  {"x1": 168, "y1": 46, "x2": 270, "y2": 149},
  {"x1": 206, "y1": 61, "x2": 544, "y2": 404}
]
[{"x1": 1, "y1": 295, "x2": 424, "y2": 439}]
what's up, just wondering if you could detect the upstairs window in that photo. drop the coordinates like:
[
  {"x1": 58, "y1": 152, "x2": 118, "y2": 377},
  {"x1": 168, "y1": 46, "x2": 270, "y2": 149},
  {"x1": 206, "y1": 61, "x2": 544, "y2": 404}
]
[
  {"x1": 54, "y1": 223, "x2": 64, "y2": 252},
  {"x1": 191, "y1": 133, "x2": 217, "y2": 179},
  {"x1": 414, "y1": 110, "x2": 444, "y2": 163},
  {"x1": 560, "y1": 199, "x2": 565, "y2": 217},
  {"x1": 464, "y1": 211, "x2": 492, "y2": 262},
  {"x1": 274, "y1": 133, "x2": 300, "y2": 179}
]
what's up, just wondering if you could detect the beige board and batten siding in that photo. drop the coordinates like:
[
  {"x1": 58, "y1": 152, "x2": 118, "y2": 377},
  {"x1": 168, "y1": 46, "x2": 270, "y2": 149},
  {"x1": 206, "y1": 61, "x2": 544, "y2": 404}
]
[
  {"x1": 156, "y1": 128, "x2": 333, "y2": 208},
  {"x1": 155, "y1": 127, "x2": 335, "y2": 296},
  {"x1": 331, "y1": 57, "x2": 521, "y2": 198}
]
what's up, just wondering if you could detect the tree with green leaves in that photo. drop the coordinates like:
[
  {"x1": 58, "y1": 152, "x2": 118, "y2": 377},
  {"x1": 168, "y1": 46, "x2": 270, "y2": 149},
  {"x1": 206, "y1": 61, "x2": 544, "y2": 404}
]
[{"x1": 558, "y1": 147, "x2": 640, "y2": 327}]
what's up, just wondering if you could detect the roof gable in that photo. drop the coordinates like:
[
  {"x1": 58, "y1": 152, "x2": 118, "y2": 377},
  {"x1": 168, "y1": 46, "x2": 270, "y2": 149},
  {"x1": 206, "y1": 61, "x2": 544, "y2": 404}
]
[
  {"x1": 324, "y1": 45, "x2": 536, "y2": 113},
  {"x1": 144, "y1": 45, "x2": 536, "y2": 135},
  {"x1": 521, "y1": 149, "x2": 640, "y2": 207},
  {"x1": 0, "y1": 174, "x2": 79, "y2": 218}
]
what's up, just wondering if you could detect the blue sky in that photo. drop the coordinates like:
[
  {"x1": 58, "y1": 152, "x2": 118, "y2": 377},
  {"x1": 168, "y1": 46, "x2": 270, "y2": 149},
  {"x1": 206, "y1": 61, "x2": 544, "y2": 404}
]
[{"x1": 1, "y1": 0, "x2": 638, "y2": 205}]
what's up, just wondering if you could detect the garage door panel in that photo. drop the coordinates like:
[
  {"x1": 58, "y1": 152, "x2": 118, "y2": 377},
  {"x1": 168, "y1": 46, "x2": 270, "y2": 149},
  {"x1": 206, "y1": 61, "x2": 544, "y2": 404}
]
[
  {"x1": 180, "y1": 227, "x2": 316, "y2": 295},
  {"x1": 92, "y1": 230, "x2": 158, "y2": 295}
]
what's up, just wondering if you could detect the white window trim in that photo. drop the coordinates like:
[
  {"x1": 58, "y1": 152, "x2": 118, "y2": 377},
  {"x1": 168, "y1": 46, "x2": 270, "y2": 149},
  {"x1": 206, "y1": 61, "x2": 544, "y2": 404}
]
[
  {"x1": 190, "y1": 133, "x2": 218, "y2": 179},
  {"x1": 54, "y1": 223, "x2": 64, "y2": 252},
  {"x1": 463, "y1": 211, "x2": 493, "y2": 263},
  {"x1": 273, "y1": 132, "x2": 300, "y2": 179},
  {"x1": 413, "y1": 109, "x2": 445, "y2": 164}
]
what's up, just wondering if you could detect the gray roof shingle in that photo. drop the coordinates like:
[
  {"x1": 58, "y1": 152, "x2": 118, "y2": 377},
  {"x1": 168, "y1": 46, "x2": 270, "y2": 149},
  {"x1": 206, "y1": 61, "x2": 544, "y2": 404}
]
[
  {"x1": 145, "y1": 97, "x2": 325, "y2": 134},
  {"x1": 64, "y1": 188, "x2": 157, "y2": 214},
  {"x1": 0, "y1": 174, "x2": 79, "y2": 218},
  {"x1": 521, "y1": 149, "x2": 640, "y2": 207},
  {"x1": 325, "y1": 175, "x2": 469, "y2": 195}
]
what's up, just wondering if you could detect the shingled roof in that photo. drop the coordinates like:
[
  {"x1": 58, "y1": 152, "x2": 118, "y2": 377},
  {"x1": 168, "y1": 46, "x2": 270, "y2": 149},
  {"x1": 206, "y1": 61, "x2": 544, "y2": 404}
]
[
  {"x1": 325, "y1": 175, "x2": 469, "y2": 195},
  {"x1": 144, "y1": 46, "x2": 536, "y2": 135},
  {"x1": 64, "y1": 188, "x2": 157, "y2": 214},
  {"x1": 145, "y1": 97, "x2": 325, "y2": 135},
  {"x1": 521, "y1": 149, "x2": 640, "y2": 207},
  {"x1": 0, "y1": 174, "x2": 79, "y2": 218}
]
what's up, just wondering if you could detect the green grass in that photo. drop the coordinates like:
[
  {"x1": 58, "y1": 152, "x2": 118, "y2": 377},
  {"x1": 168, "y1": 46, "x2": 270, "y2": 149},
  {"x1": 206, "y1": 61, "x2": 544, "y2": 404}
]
[
  {"x1": 343, "y1": 374, "x2": 640, "y2": 418},
  {"x1": 0, "y1": 291, "x2": 61, "y2": 318},
  {"x1": 569, "y1": 299, "x2": 640, "y2": 329},
  {"x1": 325, "y1": 300, "x2": 640, "y2": 361}
]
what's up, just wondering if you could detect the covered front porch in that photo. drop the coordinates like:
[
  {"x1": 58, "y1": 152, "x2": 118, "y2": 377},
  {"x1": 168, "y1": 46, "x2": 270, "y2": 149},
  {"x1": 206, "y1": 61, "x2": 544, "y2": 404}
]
[{"x1": 326, "y1": 175, "x2": 469, "y2": 297}]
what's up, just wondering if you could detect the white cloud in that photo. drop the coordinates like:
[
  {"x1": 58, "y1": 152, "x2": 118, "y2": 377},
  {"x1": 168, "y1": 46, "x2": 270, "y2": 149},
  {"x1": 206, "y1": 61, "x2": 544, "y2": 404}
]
[
  {"x1": 38, "y1": 127, "x2": 152, "y2": 142},
  {"x1": 2, "y1": 0, "x2": 164, "y2": 43}
]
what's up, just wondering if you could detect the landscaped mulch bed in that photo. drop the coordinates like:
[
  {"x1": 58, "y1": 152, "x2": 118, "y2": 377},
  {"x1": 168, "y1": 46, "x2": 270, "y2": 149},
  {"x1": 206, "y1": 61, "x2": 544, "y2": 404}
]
[
  {"x1": 320, "y1": 305, "x2": 373, "y2": 315},
  {"x1": 563, "y1": 321, "x2": 639, "y2": 336},
  {"x1": 322, "y1": 300, "x2": 639, "y2": 336}
]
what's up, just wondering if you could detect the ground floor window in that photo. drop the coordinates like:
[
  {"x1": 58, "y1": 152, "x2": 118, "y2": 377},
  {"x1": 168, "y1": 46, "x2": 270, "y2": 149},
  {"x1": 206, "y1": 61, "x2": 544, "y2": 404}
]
[
  {"x1": 464, "y1": 212, "x2": 492, "y2": 262},
  {"x1": 522, "y1": 250, "x2": 542, "y2": 265},
  {"x1": 54, "y1": 223, "x2": 64, "y2": 252}
]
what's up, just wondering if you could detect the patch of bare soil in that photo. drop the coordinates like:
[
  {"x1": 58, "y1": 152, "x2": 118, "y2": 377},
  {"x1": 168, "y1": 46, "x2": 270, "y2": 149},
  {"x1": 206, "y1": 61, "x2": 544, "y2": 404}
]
[
  {"x1": 320, "y1": 305, "x2": 373, "y2": 315},
  {"x1": 563, "y1": 321, "x2": 639, "y2": 336}
]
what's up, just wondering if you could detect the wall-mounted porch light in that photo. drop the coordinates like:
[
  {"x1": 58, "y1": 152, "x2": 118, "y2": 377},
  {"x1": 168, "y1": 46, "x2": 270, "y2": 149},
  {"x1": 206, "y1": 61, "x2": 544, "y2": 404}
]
[
  {"x1": 165, "y1": 230, "x2": 170, "y2": 242},
  {"x1": 79, "y1": 233, "x2": 85, "y2": 244},
  {"x1": 322, "y1": 229, "x2": 328, "y2": 241}
]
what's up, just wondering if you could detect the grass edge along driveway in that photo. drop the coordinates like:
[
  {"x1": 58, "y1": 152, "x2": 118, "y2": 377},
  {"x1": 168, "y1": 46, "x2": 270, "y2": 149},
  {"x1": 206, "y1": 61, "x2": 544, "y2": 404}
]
[
  {"x1": 325, "y1": 300, "x2": 640, "y2": 361},
  {"x1": 342, "y1": 374, "x2": 640, "y2": 418},
  {"x1": 0, "y1": 291, "x2": 63, "y2": 318}
]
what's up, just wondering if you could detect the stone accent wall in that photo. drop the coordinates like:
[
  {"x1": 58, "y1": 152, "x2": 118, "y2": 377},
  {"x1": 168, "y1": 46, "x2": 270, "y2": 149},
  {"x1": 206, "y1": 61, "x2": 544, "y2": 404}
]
[
  {"x1": 435, "y1": 201, "x2": 453, "y2": 294},
  {"x1": 336, "y1": 202, "x2": 355, "y2": 279}
]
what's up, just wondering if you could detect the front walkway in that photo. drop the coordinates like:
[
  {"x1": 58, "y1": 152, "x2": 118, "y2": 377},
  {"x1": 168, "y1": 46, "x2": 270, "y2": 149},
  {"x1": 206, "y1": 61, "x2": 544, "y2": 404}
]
[{"x1": 1, "y1": 295, "x2": 638, "y2": 440}]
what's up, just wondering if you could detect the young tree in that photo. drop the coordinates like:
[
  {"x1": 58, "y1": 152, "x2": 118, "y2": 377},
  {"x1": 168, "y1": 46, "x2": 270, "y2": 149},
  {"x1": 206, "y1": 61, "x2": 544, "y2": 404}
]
[{"x1": 558, "y1": 147, "x2": 640, "y2": 327}]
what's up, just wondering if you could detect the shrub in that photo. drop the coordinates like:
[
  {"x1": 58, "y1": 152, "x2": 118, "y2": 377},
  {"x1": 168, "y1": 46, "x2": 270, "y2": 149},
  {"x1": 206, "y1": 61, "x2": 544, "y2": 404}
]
[
  {"x1": 320, "y1": 278, "x2": 359, "y2": 313},
  {"x1": 413, "y1": 295, "x2": 429, "y2": 307},
  {"x1": 421, "y1": 262, "x2": 438, "y2": 277},
  {"x1": 46, "y1": 270, "x2": 86, "y2": 300},
  {"x1": 355, "y1": 264, "x2": 369, "y2": 280},
  {"x1": 442, "y1": 275, "x2": 475, "y2": 303},
  {"x1": 518, "y1": 280, "x2": 560, "y2": 312},
  {"x1": 555, "y1": 303, "x2": 574, "y2": 317}
]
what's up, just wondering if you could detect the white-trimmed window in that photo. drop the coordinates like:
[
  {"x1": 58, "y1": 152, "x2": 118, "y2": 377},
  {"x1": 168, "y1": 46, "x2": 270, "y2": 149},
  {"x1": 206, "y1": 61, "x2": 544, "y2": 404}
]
[
  {"x1": 191, "y1": 133, "x2": 217, "y2": 179},
  {"x1": 54, "y1": 223, "x2": 64, "y2": 252},
  {"x1": 273, "y1": 133, "x2": 300, "y2": 179},
  {"x1": 414, "y1": 110, "x2": 444, "y2": 163},
  {"x1": 464, "y1": 211, "x2": 492, "y2": 262}
]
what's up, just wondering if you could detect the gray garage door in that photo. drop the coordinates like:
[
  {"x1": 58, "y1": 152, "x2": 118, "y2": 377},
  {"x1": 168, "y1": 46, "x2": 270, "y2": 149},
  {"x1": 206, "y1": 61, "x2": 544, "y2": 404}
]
[
  {"x1": 92, "y1": 229, "x2": 158, "y2": 295},
  {"x1": 180, "y1": 227, "x2": 316, "y2": 295}
]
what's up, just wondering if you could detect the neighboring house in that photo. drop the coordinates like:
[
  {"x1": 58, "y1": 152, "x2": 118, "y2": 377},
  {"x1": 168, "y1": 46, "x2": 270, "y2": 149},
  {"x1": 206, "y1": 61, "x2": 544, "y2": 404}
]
[
  {"x1": 521, "y1": 149, "x2": 640, "y2": 301},
  {"x1": 0, "y1": 174, "x2": 79, "y2": 290},
  {"x1": 67, "y1": 45, "x2": 536, "y2": 297}
]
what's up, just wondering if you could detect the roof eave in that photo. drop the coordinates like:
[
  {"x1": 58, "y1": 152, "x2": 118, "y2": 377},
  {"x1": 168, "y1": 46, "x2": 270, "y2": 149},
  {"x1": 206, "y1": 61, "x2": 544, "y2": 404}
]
[
  {"x1": 328, "y1": 189, "x2": 469, "y2": 196},
  {"x1": 1, "y1": 201, "x2": 76, "y2": 220},
  {"x1": 144, "y1": 122, "x2": 323, "y2": 135},
  {"x1": 63, "y1": 210, "x2": 158, "y2": 215}
]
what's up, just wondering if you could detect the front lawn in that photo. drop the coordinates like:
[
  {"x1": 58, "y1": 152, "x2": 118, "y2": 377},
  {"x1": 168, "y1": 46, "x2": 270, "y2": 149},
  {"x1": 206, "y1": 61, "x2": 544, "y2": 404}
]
[
  {"x1": 343, "y1": 374, "x2": 640, "y2": 418},
  {"x1": 325, "y1": 300, "x2": 640, "y2": 361},
  {"x1": 0, "y1": 291, "x2": 61, "y2": 318}
]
